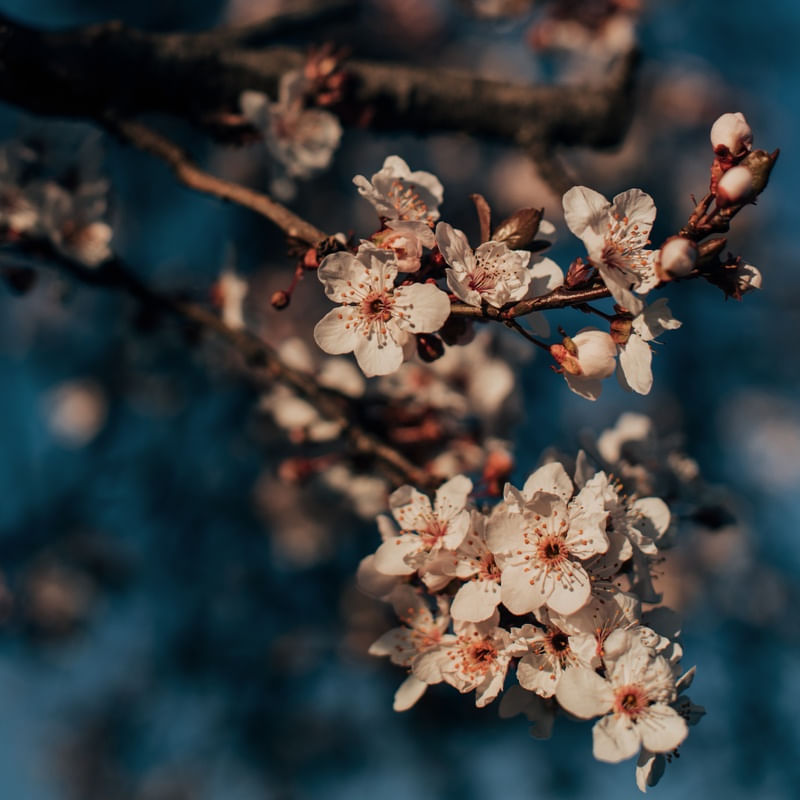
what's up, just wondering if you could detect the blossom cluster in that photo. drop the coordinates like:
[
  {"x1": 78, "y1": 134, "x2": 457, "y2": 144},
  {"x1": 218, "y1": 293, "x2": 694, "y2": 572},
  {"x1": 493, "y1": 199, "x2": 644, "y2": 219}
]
[
  {"x1": 0, "y1": 139, "x2": 112, "y2": 266},
  {"x1": 312, "y1": 113, "x2": 763, "y2": 399},
  {"x1": 361, "y1": 453, "x2": 704, "y2": 792}
]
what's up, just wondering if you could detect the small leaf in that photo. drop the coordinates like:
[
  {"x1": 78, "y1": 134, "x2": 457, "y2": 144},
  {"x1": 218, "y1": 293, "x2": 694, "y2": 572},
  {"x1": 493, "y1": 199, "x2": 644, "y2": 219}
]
[
  {"x1": 491, "y1": 207, "x2": 543, "y2": 249},
  {"x1": 470, "y1": 193, "x2": 492, "y2": 244}
]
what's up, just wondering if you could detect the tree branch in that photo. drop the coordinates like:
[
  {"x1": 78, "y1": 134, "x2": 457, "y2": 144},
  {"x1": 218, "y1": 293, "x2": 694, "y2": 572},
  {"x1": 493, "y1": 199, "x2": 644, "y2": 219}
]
[{"x1": 0, "y1": 13, "x2": 638, "y2": 150}]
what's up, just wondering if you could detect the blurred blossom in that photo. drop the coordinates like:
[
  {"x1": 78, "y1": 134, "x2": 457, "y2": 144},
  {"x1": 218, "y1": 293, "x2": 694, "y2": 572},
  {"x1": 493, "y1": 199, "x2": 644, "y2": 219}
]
[
  {"x1": 43, "y1": 379, "x2": 108, "y2": 447},
  {"x1": 21, "y1": 561, "x2": 94, "y2": 636}
]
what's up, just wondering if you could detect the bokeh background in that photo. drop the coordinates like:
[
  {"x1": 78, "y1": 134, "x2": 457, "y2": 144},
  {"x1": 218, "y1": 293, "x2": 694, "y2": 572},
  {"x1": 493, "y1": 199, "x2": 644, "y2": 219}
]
[{"x1": 0, "y1": 1, "x2": 798, "y2": 798}]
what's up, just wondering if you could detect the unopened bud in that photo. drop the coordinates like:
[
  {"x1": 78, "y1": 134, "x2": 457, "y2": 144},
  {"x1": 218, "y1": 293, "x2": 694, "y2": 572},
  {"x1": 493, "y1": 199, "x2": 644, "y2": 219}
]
[
  {"x1": 656, "y1": 236, "x2": 697, "y2": 281},
  {"x1": 715, "y1": 165, "x2": 753, "y2": 208},
  {"x1": 416, "y1": 333, "x2": 445, "y2": 362},
  {"x1": 710, "y1": 112, "x2": 753, "y2": 159},
  {"x1": 303, "y1": 248, "x2": 319, "y2": 269},
  {"x1": 439, "y1": 315, "x2": 474, "y2": 346},
  {"x1": 483, "y1": 449, "x2": 514, "y2": 497},
  {"x1": 551, "y1": 330, "x2": 616, "y2": 379},
  {"x1": 609, "y1": 316, "x2": 632, "y2": 346},
  {"x1": 271, "y1": 290, "x2": 290, "y2": 310},
  {"x1": 565, "y1": 257, "x2": 594, "y2": 288}
]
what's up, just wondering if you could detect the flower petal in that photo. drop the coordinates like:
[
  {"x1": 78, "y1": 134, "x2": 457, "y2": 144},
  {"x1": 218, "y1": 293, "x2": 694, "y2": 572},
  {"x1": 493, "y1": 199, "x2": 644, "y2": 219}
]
[
  {"x1": 562, "y1": 186, "x2": 611, "y2": 241},
  {"x1": 393, "y1": 282, "x2": 451, "y2": 333},
  {"x1": 555, "y1": 666, "x2": 614, "y2": 718},
  {"x1": 618, "y1": 333, "x2": 653, "y2": 395},
  {"x1": 313, "y1": 307, "x2": 359, "y2": 355},
  {"x1": 451, "y1": 579, "x2": 501, "y2": 622},
  {"x1": 639, "y1": 705, "x2": 689, "y2": 754},
  {"x1": 393, "y1": 675, "x2": 428, "y2": 711},
  {"x1": 592, "y1": 713, "x2": 642, "y2": 763}
]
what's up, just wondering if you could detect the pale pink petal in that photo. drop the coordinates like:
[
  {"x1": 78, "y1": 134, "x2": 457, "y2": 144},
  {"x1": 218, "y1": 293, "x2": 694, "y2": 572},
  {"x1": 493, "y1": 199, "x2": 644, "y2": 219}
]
[
  {"x1": 556, "y1": 666, "x2": 614, "y2": 718},
  {"x1": 412, "y1": 645, "x2": 453, "y2": 684},
  {"x1": 486, "y1": 508, "x2": 526, "y2": 555},
  {"x1": 636, "y1": 750, "x2": 666, "y2": 792},
  {"x1": 564, "y1": 373, "x2": 604, "y2": 401},
  {"x1": 435, "y1": 222, "x2": 476, "y2": 273},
  {"x1": 434, "y1": 475, "x2": 473, "y2": 521},
  {"x1": 633, "y1": 497, "x2": 671, "y2": 537},
  {"x1": 317, "y1": 251, "x2": 370, "y2": 302},
  {"x1": 475, "y1": 671, "x2": 506, "y2": 707},
  {"x1": 451, "y1": 579, "x2": 501, "y2": 622},
  {"x1": 313, "y1": 307, "x2": 360, "y2": 355},
  {"x1": 593, "y1": 713, "x2": 642, "y2": 762},
  {"x1": 633, "y1": 297, "x2": 681, "y2": 340},
  {"x1": 393, "y1": 675, "x2": 428, "y2": 711},
  {"x1": 368, "y1": 628, "x2": 413, "y2": 663},
  {"x1": 390, "y1": 485, "x2": 433, "y2": 530},
  {"x1": 545, "y1": 564, "x2": 591, "y2": 615},
  {"x1": 639, "y1": 706, "x2": 688, "y2": 753},
  {"x1": 517, "y1": 653, "x2": 559, "y2": 697},
  {"x1": 611, "y1": 188, "x2": 656, "y2": 234},
  {"x1": 522, "y1": 462, "x2": 573, "y2": 503},
  {"x1": 618, "y1": 334, "x2": 653, "y2": 395},
  {"x1": 501, "y1": 563, "x2": 547, "y2": 615},
  {"x1": 562, "y1": 186, "x2": 611, "y2": 240},
  {"x1": 597, "y1": 263, "x2": 644, "y2": 315},
  {"x1": 354, "y1": 333, "x2": 405, "y2": 377},
  {"x1": 373, "y1": 533, "x2": 420, "y2": 575},
  {"x1": 393, "y1": 282, "x2": 451, "y2": 334},
  {"x1": 356, "y1": 554, "x2": 399, "y2": 598}
]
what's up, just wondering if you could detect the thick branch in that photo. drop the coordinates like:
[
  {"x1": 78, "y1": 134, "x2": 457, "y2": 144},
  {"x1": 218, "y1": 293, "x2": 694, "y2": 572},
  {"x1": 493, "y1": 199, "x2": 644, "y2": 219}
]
[{"x1": 0, "y1": 13, "x2": 638, "y2": 149}]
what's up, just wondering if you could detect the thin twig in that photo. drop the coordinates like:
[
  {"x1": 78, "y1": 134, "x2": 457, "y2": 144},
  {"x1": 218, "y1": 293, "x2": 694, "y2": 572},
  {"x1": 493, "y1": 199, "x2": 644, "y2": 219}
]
[
  {"x1": 503, "y1": 319, "x2": 552, "y2": 352},
  {"x1": 104, "y1": 117, "x2": 328, "y2": 247}
]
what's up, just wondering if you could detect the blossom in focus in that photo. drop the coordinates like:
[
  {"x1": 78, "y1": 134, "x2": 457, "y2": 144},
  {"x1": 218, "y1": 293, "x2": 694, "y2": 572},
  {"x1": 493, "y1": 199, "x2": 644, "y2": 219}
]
[
  {"x1": 710, "y1": 111, "x2": 753, "y2": 159},
  {"x1": 616, "y1": 298, "x2": 682, "y2": 395},
  {"x1": 551, "y1": 328, "x2": 618, "y2": 401},
  {"x1": 435, "y1": 221, "x2": 533, "y2": 308},
  {"x1": 556, "y1": 631, "x2": 688, "y2": 763},
  {"x1": 655, "y1": 236, "x2": 697, "y2": 282},
  {"x1": 313, "y1": 242, "x2": 450, "y2": 377},
  {"x1": 353, "y1": 156, "x2": 443, "y2": 245},
  {"x1": 240, "y1": 70, "x2": 342, "y2": 182},
  {"x1": 373, "y1": 475, "x2": 473, "y2": 588},
  {"x1": 563, "y1": 186, "x2": 657, "y2": 314}
]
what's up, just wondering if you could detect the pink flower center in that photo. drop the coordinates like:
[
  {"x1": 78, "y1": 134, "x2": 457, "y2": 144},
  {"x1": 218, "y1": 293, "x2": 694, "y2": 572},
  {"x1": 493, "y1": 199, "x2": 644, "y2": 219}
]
[
  {"x1": 388, "y1": 180, "x2": 430, "y2": 222},
  {"x1": 536, "y1": 535, "x2": 569, "y2": 567},
  {"x1": 360, "y1": 291, "x2": 394, "y2": 323},
  {"x1": 613, "y1": 684, "x2": 648, "y2": 719},
  {"x1": 478, "y1": 553, "x2": 501, "y2": 582}
]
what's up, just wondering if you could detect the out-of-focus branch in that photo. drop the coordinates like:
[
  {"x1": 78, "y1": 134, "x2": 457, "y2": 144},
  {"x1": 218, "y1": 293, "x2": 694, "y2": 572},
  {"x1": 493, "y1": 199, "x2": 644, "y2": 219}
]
[
  {"x1": 0, "y1": 13, "x2": 638, "y2": 150},
  {"x1": 16, "y1": 243, "x2": 436, "y2": 491},
  {"x1": 105, "y1": 118, "x2": 328, "y2": 247}
]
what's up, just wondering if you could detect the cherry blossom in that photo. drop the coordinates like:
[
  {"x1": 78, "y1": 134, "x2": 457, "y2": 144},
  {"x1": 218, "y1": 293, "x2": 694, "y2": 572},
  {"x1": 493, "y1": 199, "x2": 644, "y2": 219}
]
[
  {"x1": 368, "y1": 584, "x2": 451, "y2": 710},
  {"x1": 435, "y1": 221, "x2": 534, "y2": 308},
  {"x1": 562, "y1": 186, "x2": 657, "y2": 314},
  {"x1": 313, "y1": 242, "x2": 450, "y2": 377},
  {"x1": 240, "y1": 71, "x2": 342, "y2": 183},
  {"x1": 413, "y1": 612, "x2": 527, "y2": 707},
  {"x1": 487, "y1": 466, "x2": 609, "y2": 616},
  {"x1": 372, "y1": 475, "x2": 473, "y2": 587},
  {"x1": 556, "y1": 631, "x2": 687, "y2": 763},
  {"x1": 353, "y1": 156, "x2": 443, "y2": 246},
  {"x1": 710, "y1": 111, "x2": 753, "y2": 159}
]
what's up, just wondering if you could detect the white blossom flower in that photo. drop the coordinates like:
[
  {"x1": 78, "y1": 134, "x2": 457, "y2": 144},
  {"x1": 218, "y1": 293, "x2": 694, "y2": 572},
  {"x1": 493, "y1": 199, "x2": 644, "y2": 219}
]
[
  {"x1": 368, "y1": 584, "x2": 451, "y2": 710},
  {"x1": 435, "y1": 221, "x2": 533, "y2": 308},
  {"x1": 413, "y1": 611, "x2": 527, "y2": 707},
  {"x1": 710, "y1": 112, "x2": 753, "y2": 159},
  {"x1": 353, "y1": 156, "x2": 443, "y2": 245},
  {"x1": 487, "y1": 464, "x2": 609, "y2": 615},
  {"x1": 240, "y1": 71, "x2": 342, "y2": 181},
  {"x1": 313, "y1": 243, "x2": 450, "y2": 377},
  {"x1": 442, "y1": 511, "x2": 503, "y2": 622},
  {"x1": 374, "y1": 221, "x2": 425, "y2": 272},
  {"x1": 556, "y1": 632, "x2": 688, "y2": 763},
  {"x1": 616, "y1": 298, "x2": 682, "y2": 396},
  {"x1": 563, "y1": 186, "x2": 658, "y2": 314},
  {"x1": 214, "y1": 267, "x2": 249, "y2": 331},
  {"x1": 373, "y1": 475, "x2": 473, "y2": 587},
  {"x1": 551, "y1": 328, "x2": 618, "y2": 401},
  {"x1": 31, "y1": 180, "x2": 112, "y2": 266}
]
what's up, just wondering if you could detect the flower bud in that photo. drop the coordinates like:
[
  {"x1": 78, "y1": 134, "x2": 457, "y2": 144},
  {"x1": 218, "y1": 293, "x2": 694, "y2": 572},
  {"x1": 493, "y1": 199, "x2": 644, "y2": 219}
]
[
  {"x1": 416, "y1": 333, "x2": 445, "y2": 362},
  {"x1": 271, "y1": 290, "x2": 290, "y2": 310},
  {"x1": 656, "y1": 236, "x2": 697, "y2": 281},
  {"x1": 551, "y1": 330, "x2": 617, "y2": 379},
  {"x1": 715, "y1": 165, "x2": 753, "y2": 208},
  {"x1": 710, "y1": 112, "x2": 753, "y2": 159}
]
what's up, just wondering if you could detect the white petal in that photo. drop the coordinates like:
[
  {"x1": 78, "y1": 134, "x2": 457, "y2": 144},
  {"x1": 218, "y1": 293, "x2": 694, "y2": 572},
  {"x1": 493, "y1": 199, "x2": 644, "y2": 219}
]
[
  {"x1": 562, "y1": 186, "x2": 611, "y2": 241},
  {"x1": 434, "y1": 475, "x2": 473, "y2": 521},
  {"x1": 517, "y1": 653, "x2": 559, "y2": 697},
  {"x1": 522, "y1": 462, "x2": 573, "y2": 503},
  {"x1": 597, "y1": 263, "x2": 644, "y2": 315},
  {"x1": 373, "y1": 533, "x2": 420, "y2": 575},
  {"x1": 593, "y1": 713, "x2": 642, "y2": 762},
  {"x1": 611, "y1": 188, "x2": 656, "y2": 233},
  {"x1": 639, "y1": 705, "x2": 688, "y2": 754},
  {"x1": 633, "y1": 497, "x2": 671, "y2": 537},
  {"x1": 555, "y1": 666, "x2": 614, "y2": 718},
  {"x1": 316, "y1": 250, "x2": 370, "y2": 302},
  {"x1": 451, "y1": 579, "x2": 501, "y2": 622},
  {"x1": 564, "y1": 374, "x2": 604, "y2": 401},
  {"x1": 618, "y1": 334, "x2": 653, "y2": 395},
  {"x1": 636, "y1": 750, "x2": 666, "y2": 792},
  {"x1": 393, "y1": 282, "x2": 451, "y2": 333},
  {"x1": 313, "y1": 307, "x2": 359, "y2": 355},
  {"x1": 435, "y1": 222, "x2": 476, "y2": 272},
  {"x1": 633, "y1": 297, "x2": 681, "y2": 340},
  {"x1": 545, "y1": 564, "x2": 591, "y2": 615},
  {"x1": 501, "y1": 563, "x2": 547, "y2": 615},
  {"x1": 529, "y1": 256, "x2": 564, "y2": 296},
  {"x1": 393, "y1": 675, "x2": 428, "y2": 711},
  {"x1": 353, "y1": 333, "x2": 405, "y2": 377}
]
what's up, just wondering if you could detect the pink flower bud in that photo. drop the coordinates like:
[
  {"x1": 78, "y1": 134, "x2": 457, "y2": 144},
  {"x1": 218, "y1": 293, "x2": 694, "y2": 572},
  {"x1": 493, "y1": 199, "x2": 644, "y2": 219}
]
[
  {"x1": 551, "y1": 330, "x2": 617, "y2": 379},
  {"x1": 715, "y1": 165, "x2": 753, "y2": 208},
  {"x1": 657, "y1": 236, "x2": 697, "y2": 281},
  {"x1": 710, "y1": 112, "x2": 753, "y2": 159}
]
